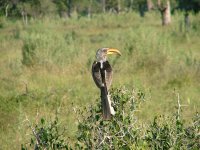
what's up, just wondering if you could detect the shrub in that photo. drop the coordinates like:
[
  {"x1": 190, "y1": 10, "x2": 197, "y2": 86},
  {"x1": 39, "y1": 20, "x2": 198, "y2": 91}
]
[
  {"x1": 22, "y1": 37, "x2": 37, "y2": 66},
  {"x1": 21, "y1": 117, "x2": 71, "y2": 150},
  {"x1": 75, "y1": 87, "x2": 146, "y2": 149},
  {"x1": 21, "y1": 87, "x2": 199, "y2": 150},
  {"x1": 145, "y1": 113, "x2": 200, "y2": 150}
]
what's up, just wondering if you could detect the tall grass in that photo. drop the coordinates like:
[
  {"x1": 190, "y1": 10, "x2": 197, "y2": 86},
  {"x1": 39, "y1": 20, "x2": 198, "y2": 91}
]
[{"x1": 0, "y1": 12, "x2": 199, "y2": 149}]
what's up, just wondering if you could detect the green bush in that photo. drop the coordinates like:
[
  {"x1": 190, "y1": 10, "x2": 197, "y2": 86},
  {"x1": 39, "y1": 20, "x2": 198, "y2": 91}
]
[
  {"x1": 22, "y1": 37, "x2": 37, "y2": 66},
  {"x1": 146, "y1": 113, "x2": 200, "y2": 150},
  {"x1": 75, "y1": 87, "x2": 146, "y2": 149},
  {"x1": 21, "y1": 87, "x2": 199, "y2": 150},
  {"x1": 21, "y1": 117, "x2": 71, "y2": 150}
]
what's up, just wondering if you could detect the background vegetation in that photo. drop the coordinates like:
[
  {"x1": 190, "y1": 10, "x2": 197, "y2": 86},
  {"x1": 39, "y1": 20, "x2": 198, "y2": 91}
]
[{"x1": 0, "y1": 0, "x2": 199, "y2": 149}]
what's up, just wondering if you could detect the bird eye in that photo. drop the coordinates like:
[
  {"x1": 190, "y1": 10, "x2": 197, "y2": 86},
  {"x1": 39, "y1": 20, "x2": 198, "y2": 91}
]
[{"x1": 102, "y1": 48, "x2": 107, "y2": 52}]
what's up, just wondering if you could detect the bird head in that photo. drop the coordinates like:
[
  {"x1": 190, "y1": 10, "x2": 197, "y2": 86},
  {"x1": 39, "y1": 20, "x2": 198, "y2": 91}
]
[{"x1": 96, "y1": 48, "x2": 121, "y2": 62}]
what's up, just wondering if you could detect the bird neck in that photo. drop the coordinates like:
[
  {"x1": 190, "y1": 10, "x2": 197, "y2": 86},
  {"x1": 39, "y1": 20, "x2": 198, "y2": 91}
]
[
  {"x1": 96, "y1": 57, "x2": 107, "y2": 69},
  {"x1": 96, "y1": 54, "x2": 107, "y2": 62},
  {"x1": 100, "y1": 60, "x2": 104, "y2": 69}
]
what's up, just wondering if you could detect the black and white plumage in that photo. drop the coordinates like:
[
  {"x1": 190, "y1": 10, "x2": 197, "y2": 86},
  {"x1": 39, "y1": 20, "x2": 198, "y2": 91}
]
[{"x1": 92, "y1": 48, "x2": 121, "y2": 120}]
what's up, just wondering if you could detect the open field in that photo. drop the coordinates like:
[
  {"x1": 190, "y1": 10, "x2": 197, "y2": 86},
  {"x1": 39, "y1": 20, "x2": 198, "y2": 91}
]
[{"x1": 0, "y1": 12, "x2": 200, "y2": 149}]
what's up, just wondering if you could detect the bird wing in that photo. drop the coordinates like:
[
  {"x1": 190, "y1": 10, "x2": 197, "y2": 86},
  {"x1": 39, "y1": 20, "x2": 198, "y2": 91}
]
[
  {"x1": 92, "y1": 61, "x2": 113, "y2": 90},
  {"x1": 92, "y1": 61, "x2": 103, "y2": 88},
  {"x1": 103, "y1": 61, "x2": 113, "y2": 90}
]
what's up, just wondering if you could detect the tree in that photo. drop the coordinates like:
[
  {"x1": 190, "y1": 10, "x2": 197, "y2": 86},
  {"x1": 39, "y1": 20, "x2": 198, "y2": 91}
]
[
  {"x1": 157, "y1": 0, "x2": 171, "y2": 26},
  {"x1": 124, "y1": 0, "x2": 146, "y2": 16},
  {"x1": 177, "y1": 0, "x2": 200, "y2": 31},
  {"x1": 54, "y1": 0, "x2": 67, "y2": 18},
  {"x1": 177, "y1": 0, "x2": 200, "y2": 13},
  {"x1": 117, "y1": 0, "x2": 121, "y2": 12},
  {"x1": 147, "y1": 0, "x2": 154, "y2": 11},
  {"x1": 0, "y1": 0, "x2": 20, "y2": 17},
  {"x1": 66, "y1": 0, "x2": 72, "y2": 18},
  {"x1": 102, "y1": 0, "x2": 106, "y2": 13}
]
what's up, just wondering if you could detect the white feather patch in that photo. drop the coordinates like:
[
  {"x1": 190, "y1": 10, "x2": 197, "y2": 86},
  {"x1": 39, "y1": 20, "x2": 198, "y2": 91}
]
[{"x1": 108, "y1": 93, "x2": 115, "y2": 115}]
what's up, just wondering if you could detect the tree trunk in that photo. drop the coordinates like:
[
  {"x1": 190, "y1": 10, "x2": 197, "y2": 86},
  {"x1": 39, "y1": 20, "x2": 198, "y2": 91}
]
[
  {"x1": 158, "y1": 0, "x2": 171, "y2": 26},
  {"x1": 21, "y1": 11, "x2": 25, "y2": 24},
  {"x1": 184, "y1": 12, "x2": 190, "y2": 31},
  {"x1": 67, "y1": 0, "x2": 72, "y2": 18},
  {"x1": 5, "y1": 4, "x2": 9, "y2": 17},
  {"x1": 88, "y1": 0, "x2": 92, "y2": 19},
  {"x1": 163, "y1": 0, "x2": 171, "y2": 25},
  {"x1": 129, "y1": 0, "x2": 133, "y2": 11},
  {"x1": 60, "y1": 11, "x2": 68, "y2": 18},
  {"x1": 139, "y1": 4, "x2": 145, "y2": 17},
  {"x1": 25, "y1": 13, "x2": 28, "y2": 25},
  {"x1": 157, "y1": 0, "x2": 161, "y2": 7},
  {"x1": 147, "y1": 0, "x2": 154, "y2": 11},
  {"x1": 21, "y1": 10, "x2": 28, "y2": 25},
  {"x1": 117, "y1": 0, "x2": 121, "y2": 13},
  {"x1": 102, "y1": 0, "x2": 106, "y2": 13}
]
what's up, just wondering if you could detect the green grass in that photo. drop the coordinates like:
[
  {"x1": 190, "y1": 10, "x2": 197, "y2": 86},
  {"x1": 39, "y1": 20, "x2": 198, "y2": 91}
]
[{"x1": 0, "y1": 12, "x2": 200, "y2": 149}]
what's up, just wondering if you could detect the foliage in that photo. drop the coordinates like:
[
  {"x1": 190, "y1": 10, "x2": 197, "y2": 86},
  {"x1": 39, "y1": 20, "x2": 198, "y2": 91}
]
[
  {"x1": 0, "y1": 0, "x2": 199, "y2": 18},
  {"x1": 75, "y1": 87, "x2": 200, "y2": 149},
  {"x1": 177, "y1": 0, "x2": 200, "y2": 13},
  {"x1": 145, "y1": 114, "x2": 200, "y2": 149},
  {"x1": 21, "y1": 117, "x2": 71, "y2": 150},
  {"x1": 21, "y1": 87, "x2": 200, "y2": 149},
  {"x1": 75, "y1": 87, "x2": 146, "y2": 149},
  {"x1": 0, "y1": 11, "x2": 200, "y2": 149}
]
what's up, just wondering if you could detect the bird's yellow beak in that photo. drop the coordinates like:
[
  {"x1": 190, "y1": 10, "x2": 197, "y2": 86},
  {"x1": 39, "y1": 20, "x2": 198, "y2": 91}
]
[{"x1": 106, "y1": 48, "x2": 121, "y2": 56}]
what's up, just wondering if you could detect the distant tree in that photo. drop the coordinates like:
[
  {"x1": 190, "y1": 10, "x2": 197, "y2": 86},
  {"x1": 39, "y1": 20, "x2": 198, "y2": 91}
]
[
  {"x1": 54, "y1": 0, "x2": 66, "y2": 17},
  {"x1": 53, "y1": 0, "x2": 72, "y2": 18},
  {"x1": 102, "y1": 0, "x2": 106, "y2": 13},
  {"x1": 73, "y1": 0, "x2": 94, "y2": 17},
  {"x1": 96, "y1": 0, "x2": 127, "y2": 14},
  {"x1": 157, "y1": 0, "x2": 171, "y2": 26},
  {"x1": 2, "y1": 0, "x2": 199, "y2": 21},
  {"x1": 0, "y1": 0, "x2": 10, "y2": 17},
  {"x1": 106, "y1": 0, "x2": 118, "y2": 12},
  {"x1": 177, "y1": 0, "x2": 200, "y2": 13},
  {"x1": 147, "y1": 0, "x2": 154, "y2": 11},
  {"x1": 137, "y1": 0, "x2": 146, "y2": 17},
  {"x1": 17, "y1": 0, "x2": 56, "y2": 20},
  {"x1": 177, "y1": 0, "x2": 200, "y2": 31},
  {"x1": 117, "y1": 0, "x2": 121, "y2": 12},
  {"x1": 0, "y1": 0, "x2": 20, "y2": 17},
  {"x1": 66, "y1": 0, "x2": 72, "y2": 17},
  {"x1": 87, "y1": 0, "x2": 93, "y2": 18},
  {"x1": 124, "y1": 0, "x2": 146, "y2": 16}
]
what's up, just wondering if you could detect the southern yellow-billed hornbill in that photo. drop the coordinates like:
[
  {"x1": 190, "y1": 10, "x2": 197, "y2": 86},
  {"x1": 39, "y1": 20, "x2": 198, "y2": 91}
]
[{"x1": 92, "y1": 48, "x2": 121, "y2": 120}]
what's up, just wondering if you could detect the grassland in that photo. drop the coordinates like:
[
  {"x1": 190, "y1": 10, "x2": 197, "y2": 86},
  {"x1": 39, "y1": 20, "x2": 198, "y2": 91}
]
[{"x1": 0, "y1": 12, "x2": 200, "y2": 149}]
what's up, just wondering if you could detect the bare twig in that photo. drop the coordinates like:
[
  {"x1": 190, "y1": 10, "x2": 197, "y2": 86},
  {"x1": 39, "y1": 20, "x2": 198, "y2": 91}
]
[
  {"x1": 23, "y1": 115, "x2": 41, "y2": 147},
  {"x1": 176, "y1": 92, "x2": 188, "y2": 120},
  {"x1": 177, "y1": 93, "x2": 181, "y2": 120},
  {"x1": 98, "y1": 135, "x2": 111, "y2": 147}
]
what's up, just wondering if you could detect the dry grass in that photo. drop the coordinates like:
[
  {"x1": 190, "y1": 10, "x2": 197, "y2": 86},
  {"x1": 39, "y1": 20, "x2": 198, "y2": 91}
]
[{"x1": 0, "y1": 12, "x2": 200, "y2": 149}]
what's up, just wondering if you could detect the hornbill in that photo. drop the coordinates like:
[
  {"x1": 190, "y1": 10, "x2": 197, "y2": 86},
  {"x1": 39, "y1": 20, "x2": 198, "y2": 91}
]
[{"x1": 92, "y1": 48, "x2": 121, "y2": 120}]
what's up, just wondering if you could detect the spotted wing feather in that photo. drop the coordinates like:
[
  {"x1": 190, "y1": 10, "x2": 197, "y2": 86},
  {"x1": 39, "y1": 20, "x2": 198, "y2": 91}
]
[{"x1": 92, "y1": 61, "x2": 102, "y2": 88}]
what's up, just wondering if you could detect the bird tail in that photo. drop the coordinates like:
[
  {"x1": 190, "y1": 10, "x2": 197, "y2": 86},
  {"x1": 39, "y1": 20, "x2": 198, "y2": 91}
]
[{"x1": 100, "y1": 87, "x2": 115, "y2": 120}]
